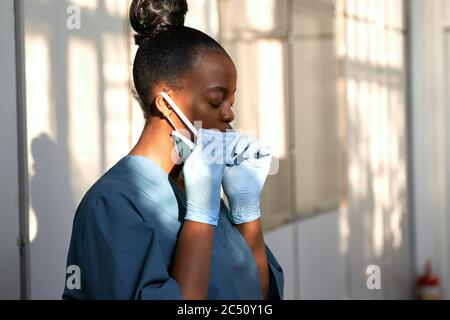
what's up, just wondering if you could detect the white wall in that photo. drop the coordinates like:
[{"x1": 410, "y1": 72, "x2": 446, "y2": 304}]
[
  {"x1": 0, "y1": 0, "x2": 22, "y2": 300},
  {"x1": 266, "y1": 205, "x2": 412, "y2": 300},
  {"x1": 264, "y1": 222, "x2": 297, "y2": 299},
  {"x1": 23, "y1": 0, "x2": 133, "y2": 299},
  {"x1": 410, "y1": 0, "x2": 450, "y2": 299},
  {"x1": 266, "y1": 210, "x2": 347, "y2": 300}
]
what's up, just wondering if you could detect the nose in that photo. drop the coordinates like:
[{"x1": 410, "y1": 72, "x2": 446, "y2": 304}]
[{"x1": 220, "y1": 103, "x2": 235, "y2": 124}]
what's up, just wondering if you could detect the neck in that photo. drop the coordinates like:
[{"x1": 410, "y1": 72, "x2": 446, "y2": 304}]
[{"x1": 129, "y1": 117, "x2": 184, "y2": 182}]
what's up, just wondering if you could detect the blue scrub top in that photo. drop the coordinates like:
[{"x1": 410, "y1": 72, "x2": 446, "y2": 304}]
[{"x1": 63, "y1": 155, "x2": 284, "y2": 300}]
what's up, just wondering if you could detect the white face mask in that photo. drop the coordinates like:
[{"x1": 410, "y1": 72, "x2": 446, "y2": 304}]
[{"x1": 160, "y1": 91, "x2": 237, "y2": 164}]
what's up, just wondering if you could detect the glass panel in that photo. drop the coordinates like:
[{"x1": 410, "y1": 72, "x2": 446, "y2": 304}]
[
  {"x1": 220, "y1": 0, "x2": 342, "y2": 227},
  {"x1": 292, "y1": 1, "x2": 341, "y2": 218},
  {"x1": 220, "y1": 38, "x2": 293, "y2": 231},
  {"x1": 220, "y1": 0, "x2": 293, "y2": 230}
]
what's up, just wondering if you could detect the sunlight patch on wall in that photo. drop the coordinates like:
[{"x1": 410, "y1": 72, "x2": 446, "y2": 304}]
[
  {"x1": 102, "y1": 32, "x2": 132, "y2": 167},
  {"x1": 29, "y1": 208, "x2": 38, "y2": 243},
  {"x1": 220, "y1": 0, "x2": 286, "y2": 39},
  {"x1": 257, "y1": 40, "x2": 287, "y2": 159},
  {"x1": 25, "y1": 34, "x2": 55, "y2": 145},
  {"x1": 104, "y1": 0, "x2": 128, "y2": 18},
  {"x1": 68, "y1": 37, "x2": 101, "y2": 198},
  {"x1": 246, "y1": 0, "x2": 275, "y2": 32},
  {"x1": 69, "y1": 0, "x2": 98, "y2": 11},
  {"x1": 25, "y1": 33, "x2": 53, "y2": 243},
  {"x1": 185, "y1": 0, "x2": 219, "y2": 39}
]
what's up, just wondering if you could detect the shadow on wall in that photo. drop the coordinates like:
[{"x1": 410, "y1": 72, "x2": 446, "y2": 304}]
[
  {"x1": 339, "y1": 1, "x2": 412, "y2": 299},
  {"x1": 30, "y1": 133, "x2": 75, "y2": 299}
]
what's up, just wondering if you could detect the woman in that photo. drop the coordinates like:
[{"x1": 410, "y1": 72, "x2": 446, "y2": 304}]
[{"x1": 63, "y1": 0, "x2": 284, "y2": 300}]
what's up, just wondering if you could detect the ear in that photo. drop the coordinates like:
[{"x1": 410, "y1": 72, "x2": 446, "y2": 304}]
[{"x1": 154, "y1": 93, "x2": 172, "y2": 118}]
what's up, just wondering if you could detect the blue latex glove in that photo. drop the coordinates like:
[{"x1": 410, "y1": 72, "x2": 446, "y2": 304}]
[
  {"x1": 183, "y1": 128, "x2": 235, "y2": 226},
  {"x1": 222, "y1": 134, "x2": 273, "y2": 224}
]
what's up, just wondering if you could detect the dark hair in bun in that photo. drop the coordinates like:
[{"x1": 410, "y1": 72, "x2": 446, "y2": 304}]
[
  {"x1": 130, "y1": 0, "x2": 188, "y2": 46},
  {"x1": 129, "y1": 0, "x2": 229, "y2": 120}
]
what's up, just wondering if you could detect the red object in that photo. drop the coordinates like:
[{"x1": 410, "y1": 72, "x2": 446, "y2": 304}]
[{"x1": 416, "y1": 260, "x2": 440, "y2": 300}]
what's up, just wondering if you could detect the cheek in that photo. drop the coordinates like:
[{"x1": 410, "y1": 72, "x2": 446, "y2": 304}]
[{"x1": 193, "y1": 103, "x2": 221, "y2": 128}]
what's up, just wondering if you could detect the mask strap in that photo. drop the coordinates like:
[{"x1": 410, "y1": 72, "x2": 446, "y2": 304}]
[
  {"x1": 165, "y1": 112, "x2": 177, "y2": 131},
  {"x1": 160, "y1": 92, "x2": 198, "y2": 137}
]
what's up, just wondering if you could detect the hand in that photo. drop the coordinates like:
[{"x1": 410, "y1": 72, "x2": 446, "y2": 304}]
[
  {"x1": 222, "y1": 134, "x2": 272, "y2": 224},
  {"x1": 182, "y1": 128, "x2": 228, "y2": 226}
]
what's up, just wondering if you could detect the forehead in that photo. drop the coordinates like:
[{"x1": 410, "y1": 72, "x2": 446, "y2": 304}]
[{"x1": 183, "y1": 52, "x2": 237, "y2": 91}]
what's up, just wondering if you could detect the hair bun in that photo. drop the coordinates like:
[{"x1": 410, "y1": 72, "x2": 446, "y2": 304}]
[{"x1": 130, "y1": 0, "x2": 188, "y2": 46}]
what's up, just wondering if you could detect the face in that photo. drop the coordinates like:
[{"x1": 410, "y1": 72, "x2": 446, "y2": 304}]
[{"x1": 168, "y1": 51, "x2": 237, "y2": 133}]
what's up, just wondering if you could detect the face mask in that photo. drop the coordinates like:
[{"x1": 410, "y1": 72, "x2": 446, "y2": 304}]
[{"x1": 160, "y1": 92, "x2": 237, "y2": 164}]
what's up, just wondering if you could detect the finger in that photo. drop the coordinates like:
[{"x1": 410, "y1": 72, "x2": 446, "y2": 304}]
[
  {"x1": 233, "y1": 134, "x2": 253, "y2": 156},
  {"x1": 242, "y1": 140, "x2": 260, "y2": 159},
  {"x1": 225, "y1": 132, "x2": 239, "y2": 165},
  {"x1": 256, "y1": 146, "x2": 272, "y2": 158}
]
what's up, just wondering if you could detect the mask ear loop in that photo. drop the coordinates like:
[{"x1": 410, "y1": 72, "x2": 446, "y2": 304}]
[{"x1": 160, "y1": 92, "x2": 198, "y2": 137}]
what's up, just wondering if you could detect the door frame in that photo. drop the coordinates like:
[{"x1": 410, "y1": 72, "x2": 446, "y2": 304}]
[{"x1": 14, "y1": 0, "x2": 31, "y2": 300}]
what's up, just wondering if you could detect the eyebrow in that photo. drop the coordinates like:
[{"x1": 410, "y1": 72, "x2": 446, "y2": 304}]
[{"x1": 206, "y1": 86, "x2": 237, "y2": 95}]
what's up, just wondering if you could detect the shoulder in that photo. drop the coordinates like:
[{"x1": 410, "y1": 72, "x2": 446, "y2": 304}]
[
  {"x1": 73, "y1": 156, "x2": 181, "y2": 229},
  {"x1": 78, "y1": 156, "x2": 146, "y2": 210},
  {"x1": 74, "y1": 164, "x2": 139, "y2": 224}
]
